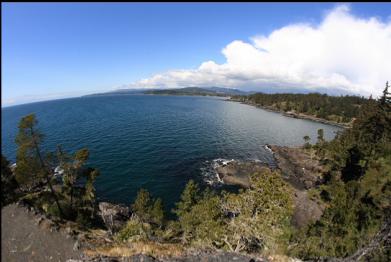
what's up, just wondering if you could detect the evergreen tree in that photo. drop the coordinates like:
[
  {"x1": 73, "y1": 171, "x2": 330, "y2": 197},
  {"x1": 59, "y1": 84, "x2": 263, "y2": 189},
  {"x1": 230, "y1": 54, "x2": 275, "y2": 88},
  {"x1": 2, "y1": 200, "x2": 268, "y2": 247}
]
[
  {"x1": 132, "y1": 188, "x2": 164, "y2": 226},
  {"x1": 222, "y1": 169, "x2": 293, "y2": 253},
  {"x1": 150, "y1": 198, "x2": 164, "y2": 227},
  {"x1": 173, "y1": 180, "x2": 200, "y2": 218},
  {"x1": 380, "y1": 81, "x2": 391, "y2": 106},
  {"x1": 132, "y1": 188, "x2": 152, "y2": 222},
  {"x1": 317, "y1": 128, "x2": 324, "y2": 144},
  {"x1": 303, "y1": 135, "x2": 311, "y2": 149},
  {"x1": 14, "y1": 114, "x2": 64, "y2": 217},
  {"x1": 81, "y1": 168, "x2": 100, "y2": 220},
  {"x1": 290, "y1": 82, "x2": 391, "y2": 259}
]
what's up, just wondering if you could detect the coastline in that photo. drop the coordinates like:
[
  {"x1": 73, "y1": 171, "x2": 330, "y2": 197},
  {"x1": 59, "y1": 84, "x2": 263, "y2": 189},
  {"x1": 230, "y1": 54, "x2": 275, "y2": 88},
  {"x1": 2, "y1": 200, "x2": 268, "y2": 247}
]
[{"x1": 227, "y1": 98, "x2": 351, "y2": 128}]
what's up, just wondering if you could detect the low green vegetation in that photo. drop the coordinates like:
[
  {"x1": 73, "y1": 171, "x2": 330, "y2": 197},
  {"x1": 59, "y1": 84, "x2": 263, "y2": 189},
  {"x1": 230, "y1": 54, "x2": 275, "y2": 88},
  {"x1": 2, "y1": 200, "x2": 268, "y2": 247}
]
[
  {"x1": 117, "y1": 169, "x2": 293, "y2": 255},
  {"x1": 232, "y1": 92, "x2": 368, "y2": 123}
]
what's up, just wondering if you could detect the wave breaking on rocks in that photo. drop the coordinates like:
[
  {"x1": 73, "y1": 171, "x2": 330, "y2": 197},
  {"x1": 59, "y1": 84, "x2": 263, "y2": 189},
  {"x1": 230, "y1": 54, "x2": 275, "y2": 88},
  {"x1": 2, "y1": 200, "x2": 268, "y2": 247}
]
[{"x1": 200, "y1": 158, "x2": 269, "y2": 188}]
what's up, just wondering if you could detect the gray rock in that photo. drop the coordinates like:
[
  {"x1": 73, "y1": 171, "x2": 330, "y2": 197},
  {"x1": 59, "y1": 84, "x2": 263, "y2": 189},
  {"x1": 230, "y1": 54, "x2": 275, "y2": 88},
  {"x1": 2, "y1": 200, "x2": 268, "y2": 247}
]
[
  {"x1": 98, "y1": 202, "x2": 131, "y2": 233},
  {"x1": 73, "y1": 240, "x2": 80, "y2": 251},
  {"x1": 35, "y1": 216, "x2": 44, "y2": 226}
]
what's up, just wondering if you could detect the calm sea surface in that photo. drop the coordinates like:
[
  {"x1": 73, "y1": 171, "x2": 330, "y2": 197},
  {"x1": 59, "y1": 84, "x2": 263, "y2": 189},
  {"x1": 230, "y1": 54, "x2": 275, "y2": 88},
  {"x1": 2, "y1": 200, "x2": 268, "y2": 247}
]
[{"x1": 1, "y1": 95, "x2": 341, "y2": 210}]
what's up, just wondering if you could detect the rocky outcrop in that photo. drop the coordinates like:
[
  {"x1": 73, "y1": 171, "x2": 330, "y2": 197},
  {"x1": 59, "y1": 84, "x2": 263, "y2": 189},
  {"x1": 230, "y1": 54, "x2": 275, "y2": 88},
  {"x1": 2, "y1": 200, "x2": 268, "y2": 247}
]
[
  {"x1": 268, "y1": 145, "x2": 327, "y2": 228},
  {"x1": 270, "y1": 145, "x2": 326, "y2": 190},
  {"x1": 98, "y1": 202, "x2": 131, "y2": 233},
  {"x1": 213, "y1": 159, "x2": 268, "y2": 188},
  {"x1": 292, "y1": 190, "x2": 324, "y2": 228}
]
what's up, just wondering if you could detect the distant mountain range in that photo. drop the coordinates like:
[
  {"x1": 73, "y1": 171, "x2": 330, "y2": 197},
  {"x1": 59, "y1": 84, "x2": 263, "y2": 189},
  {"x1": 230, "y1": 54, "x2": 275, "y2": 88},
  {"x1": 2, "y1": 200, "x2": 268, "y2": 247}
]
[{"x1": 84, "y1": 87, "x2": 252, "y2": 97}]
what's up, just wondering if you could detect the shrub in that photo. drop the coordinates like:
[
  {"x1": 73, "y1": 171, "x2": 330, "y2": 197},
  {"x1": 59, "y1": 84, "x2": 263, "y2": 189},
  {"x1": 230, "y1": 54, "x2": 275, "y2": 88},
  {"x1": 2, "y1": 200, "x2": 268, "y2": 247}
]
[{"x1": 117, "y1": 216, "x2": 152, "y2": 242}]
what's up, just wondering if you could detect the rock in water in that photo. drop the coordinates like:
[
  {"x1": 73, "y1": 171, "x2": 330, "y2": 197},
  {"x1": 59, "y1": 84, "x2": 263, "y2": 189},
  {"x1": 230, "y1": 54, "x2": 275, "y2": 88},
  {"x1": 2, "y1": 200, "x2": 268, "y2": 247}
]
[
  {"x1": 98, "y1": 202, "x2": 131, "y2": 233},
  {"x1": 213, "y1": 159, "x2": 268, "y2": 188}
]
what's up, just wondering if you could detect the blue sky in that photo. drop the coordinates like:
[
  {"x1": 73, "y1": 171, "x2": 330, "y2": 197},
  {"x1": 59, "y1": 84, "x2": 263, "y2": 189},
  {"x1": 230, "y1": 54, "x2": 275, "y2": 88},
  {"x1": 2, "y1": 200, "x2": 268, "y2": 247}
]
[{"x1": 2, "y1": 3, "x2": 391, "y2": 106}]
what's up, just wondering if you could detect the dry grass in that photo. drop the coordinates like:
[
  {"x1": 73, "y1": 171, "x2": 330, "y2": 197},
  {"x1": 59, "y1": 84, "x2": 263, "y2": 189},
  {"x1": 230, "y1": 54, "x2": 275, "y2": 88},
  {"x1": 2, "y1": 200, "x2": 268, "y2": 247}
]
[{"x1": 84, "y1": 241, "x2": 185, "y2": 259}]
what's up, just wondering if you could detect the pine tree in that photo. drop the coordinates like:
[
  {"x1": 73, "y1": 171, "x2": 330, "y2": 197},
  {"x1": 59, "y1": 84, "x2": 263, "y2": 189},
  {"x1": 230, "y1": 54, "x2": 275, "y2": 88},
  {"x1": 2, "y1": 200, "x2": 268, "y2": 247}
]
[
  {"x1": 83, "y1": 168, "x2": 100, "y2": 219},
  {"x1": 173, "y1": 180, "x2": 200, "y2": 217},
  {"x1": 15, "y1": 114, "x2": 64, "y2": 217},
  {"x1": 150, "y1": 198, "x2": 164, "y2": 227},
  {"x1": 380, "y1": 81, "x2": 391, "y2": 106},
  {"x1": 303, "y1": 135, "x2": 311, "y2": 149}
]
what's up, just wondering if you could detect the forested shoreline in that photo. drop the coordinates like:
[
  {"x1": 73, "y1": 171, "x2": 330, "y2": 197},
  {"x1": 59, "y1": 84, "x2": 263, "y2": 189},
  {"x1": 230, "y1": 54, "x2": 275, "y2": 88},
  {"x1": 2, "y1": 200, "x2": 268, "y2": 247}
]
[{"x1": 230, "y1": 92, "x2": 368, "y2": 126}]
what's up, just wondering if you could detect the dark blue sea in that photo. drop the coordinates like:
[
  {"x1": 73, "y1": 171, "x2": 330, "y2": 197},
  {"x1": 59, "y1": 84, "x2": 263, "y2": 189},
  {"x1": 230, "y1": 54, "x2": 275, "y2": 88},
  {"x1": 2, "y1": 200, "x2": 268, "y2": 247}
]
[{"x1": 1, "y1": 95, "x2": 341, "y2": 210}]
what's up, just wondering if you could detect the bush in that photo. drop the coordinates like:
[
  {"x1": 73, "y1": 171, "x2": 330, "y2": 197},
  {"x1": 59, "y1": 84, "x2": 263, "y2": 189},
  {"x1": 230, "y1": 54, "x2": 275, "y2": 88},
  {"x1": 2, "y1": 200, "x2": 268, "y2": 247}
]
[
  {"x1": 222, "y1": 169, "x2": 294, "y2": 253},
  {"x1": 117, "y1": 216, "x2": 152, "y2": 242},
  {"x1": 132, "y1": 188, "x2": 165, "y2": 226}
]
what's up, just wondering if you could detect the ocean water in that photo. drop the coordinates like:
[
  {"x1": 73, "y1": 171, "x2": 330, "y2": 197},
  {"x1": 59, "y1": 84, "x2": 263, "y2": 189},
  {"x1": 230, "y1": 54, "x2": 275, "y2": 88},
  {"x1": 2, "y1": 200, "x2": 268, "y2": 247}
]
[{"x1": 1, "y1": 95, "x2": 341, "y2": 210}]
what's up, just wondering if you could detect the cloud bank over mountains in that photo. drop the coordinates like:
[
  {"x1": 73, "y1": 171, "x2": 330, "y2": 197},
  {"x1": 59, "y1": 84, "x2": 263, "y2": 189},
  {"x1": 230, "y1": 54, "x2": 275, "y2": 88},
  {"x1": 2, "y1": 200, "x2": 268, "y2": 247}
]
[{"x1": 128, "y1": 5, "x2": 391, "y2": 97}]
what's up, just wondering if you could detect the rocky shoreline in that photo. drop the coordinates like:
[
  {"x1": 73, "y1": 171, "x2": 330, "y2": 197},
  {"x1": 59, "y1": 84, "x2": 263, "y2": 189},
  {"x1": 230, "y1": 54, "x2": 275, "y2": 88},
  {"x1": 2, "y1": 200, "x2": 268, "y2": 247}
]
[
  {"x1": 3, "y1": 144, "x2": 379, "y2": 261},
  {"x1": 211, "y1": 144, "x2": 327, "y2": 228},
  {"x1": 227, "y1": 98, "x2": 351, "y2": 128}
]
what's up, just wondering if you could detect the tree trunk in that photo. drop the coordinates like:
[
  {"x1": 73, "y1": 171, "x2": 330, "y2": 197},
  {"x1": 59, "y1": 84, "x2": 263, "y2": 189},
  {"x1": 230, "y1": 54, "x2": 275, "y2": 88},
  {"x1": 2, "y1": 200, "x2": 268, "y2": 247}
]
[{"x1": 30, "y1": 127, "x2": 64, "y2": 218}]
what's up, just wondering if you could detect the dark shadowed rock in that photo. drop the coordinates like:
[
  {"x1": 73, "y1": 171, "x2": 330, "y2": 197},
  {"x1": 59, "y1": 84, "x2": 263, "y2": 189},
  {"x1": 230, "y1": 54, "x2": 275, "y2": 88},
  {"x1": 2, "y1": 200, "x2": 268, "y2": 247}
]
[{"x1": 98, "y1": 202, "x2": 131, "y2": 233}]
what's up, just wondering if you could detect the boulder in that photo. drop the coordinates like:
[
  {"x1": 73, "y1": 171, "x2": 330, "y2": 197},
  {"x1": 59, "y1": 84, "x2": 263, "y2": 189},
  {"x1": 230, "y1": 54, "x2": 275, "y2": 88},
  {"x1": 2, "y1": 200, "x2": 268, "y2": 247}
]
[{"x1": 98, "y1": 202, "x2": 131, "y2": 233}]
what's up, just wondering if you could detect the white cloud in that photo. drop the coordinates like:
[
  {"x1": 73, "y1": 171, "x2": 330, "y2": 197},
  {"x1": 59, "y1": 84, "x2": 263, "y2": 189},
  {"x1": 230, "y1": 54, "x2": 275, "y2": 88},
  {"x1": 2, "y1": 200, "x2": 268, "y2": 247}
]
[{"x1": 128, "y1": 4, "x2": 391, "y2": 97}]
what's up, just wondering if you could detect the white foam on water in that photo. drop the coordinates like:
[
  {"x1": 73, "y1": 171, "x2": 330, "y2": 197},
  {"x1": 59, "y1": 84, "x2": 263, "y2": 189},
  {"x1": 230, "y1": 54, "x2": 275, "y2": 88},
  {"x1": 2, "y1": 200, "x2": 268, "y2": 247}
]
[{"x1": 200, "y1": 158, "x2": 237, "y2": 186}]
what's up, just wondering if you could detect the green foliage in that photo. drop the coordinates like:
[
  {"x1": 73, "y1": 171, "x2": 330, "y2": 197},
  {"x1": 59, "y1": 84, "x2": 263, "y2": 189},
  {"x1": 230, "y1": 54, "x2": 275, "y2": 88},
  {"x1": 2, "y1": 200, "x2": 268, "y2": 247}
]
[
  {"x1": 173, "y1": 180, "x2": 200, "y2": 218},
  {"x1": 303, "y1": 135, "x2": 311, "y2": 149},
  {"x1": 222, "y1": 169, "x2": 293, "y2": 253},
  {"x1": 118, "y1": 188, "x2": 164, "y2": 242},
  {"x1": 1, "y1": 155, "x2": 19, "y2": 207},
  {"x1": 14, "y1": 114, "x2": 46, "y2": 189},
  {"x1": 289, "y1": 83, "x2": 391, "y2": 259},
  {"x1": 171, "y1": 172, "x2": 293, "y2": 253},
  {"x1": 55, "y1": 147, "x2": 100, "y2": 222},
  {"x1": 132, "y1": 188, "x2": 152, "y2": 221},
  {"x1": 120, "y1": 173, "x2": 293, "y2": 253},
  {"x1": 150, "y1": 198, "x2": 164, "y2": 227},
  {"x1": 10, "y1": 113, "x2": 100, "y2": 224},
  {"x1": 132, "y1": 188, "x2": 165, "y2": 227},
  {"x1": 317, "y1": 129, "x2": 324, "y2": 144},
  {"x1": 232, "y1": 92, "x2": 366, "y2": 123},
  {"x1": 176, "y1": 189, "x2": 225, "y2": 247},
  {"x1": 75, "y1": 208, "x2": 94, "y2": 228},
  {"x1": 117, "y1": 216, "x2": 152, "y2": 242}
]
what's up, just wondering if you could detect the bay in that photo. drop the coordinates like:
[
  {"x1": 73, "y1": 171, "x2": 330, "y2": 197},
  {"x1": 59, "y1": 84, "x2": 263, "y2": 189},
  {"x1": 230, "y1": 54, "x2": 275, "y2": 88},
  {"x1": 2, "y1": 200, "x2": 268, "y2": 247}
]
[{"x1": 1, "y1": 95, "x2": 341, "y2": 210}]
